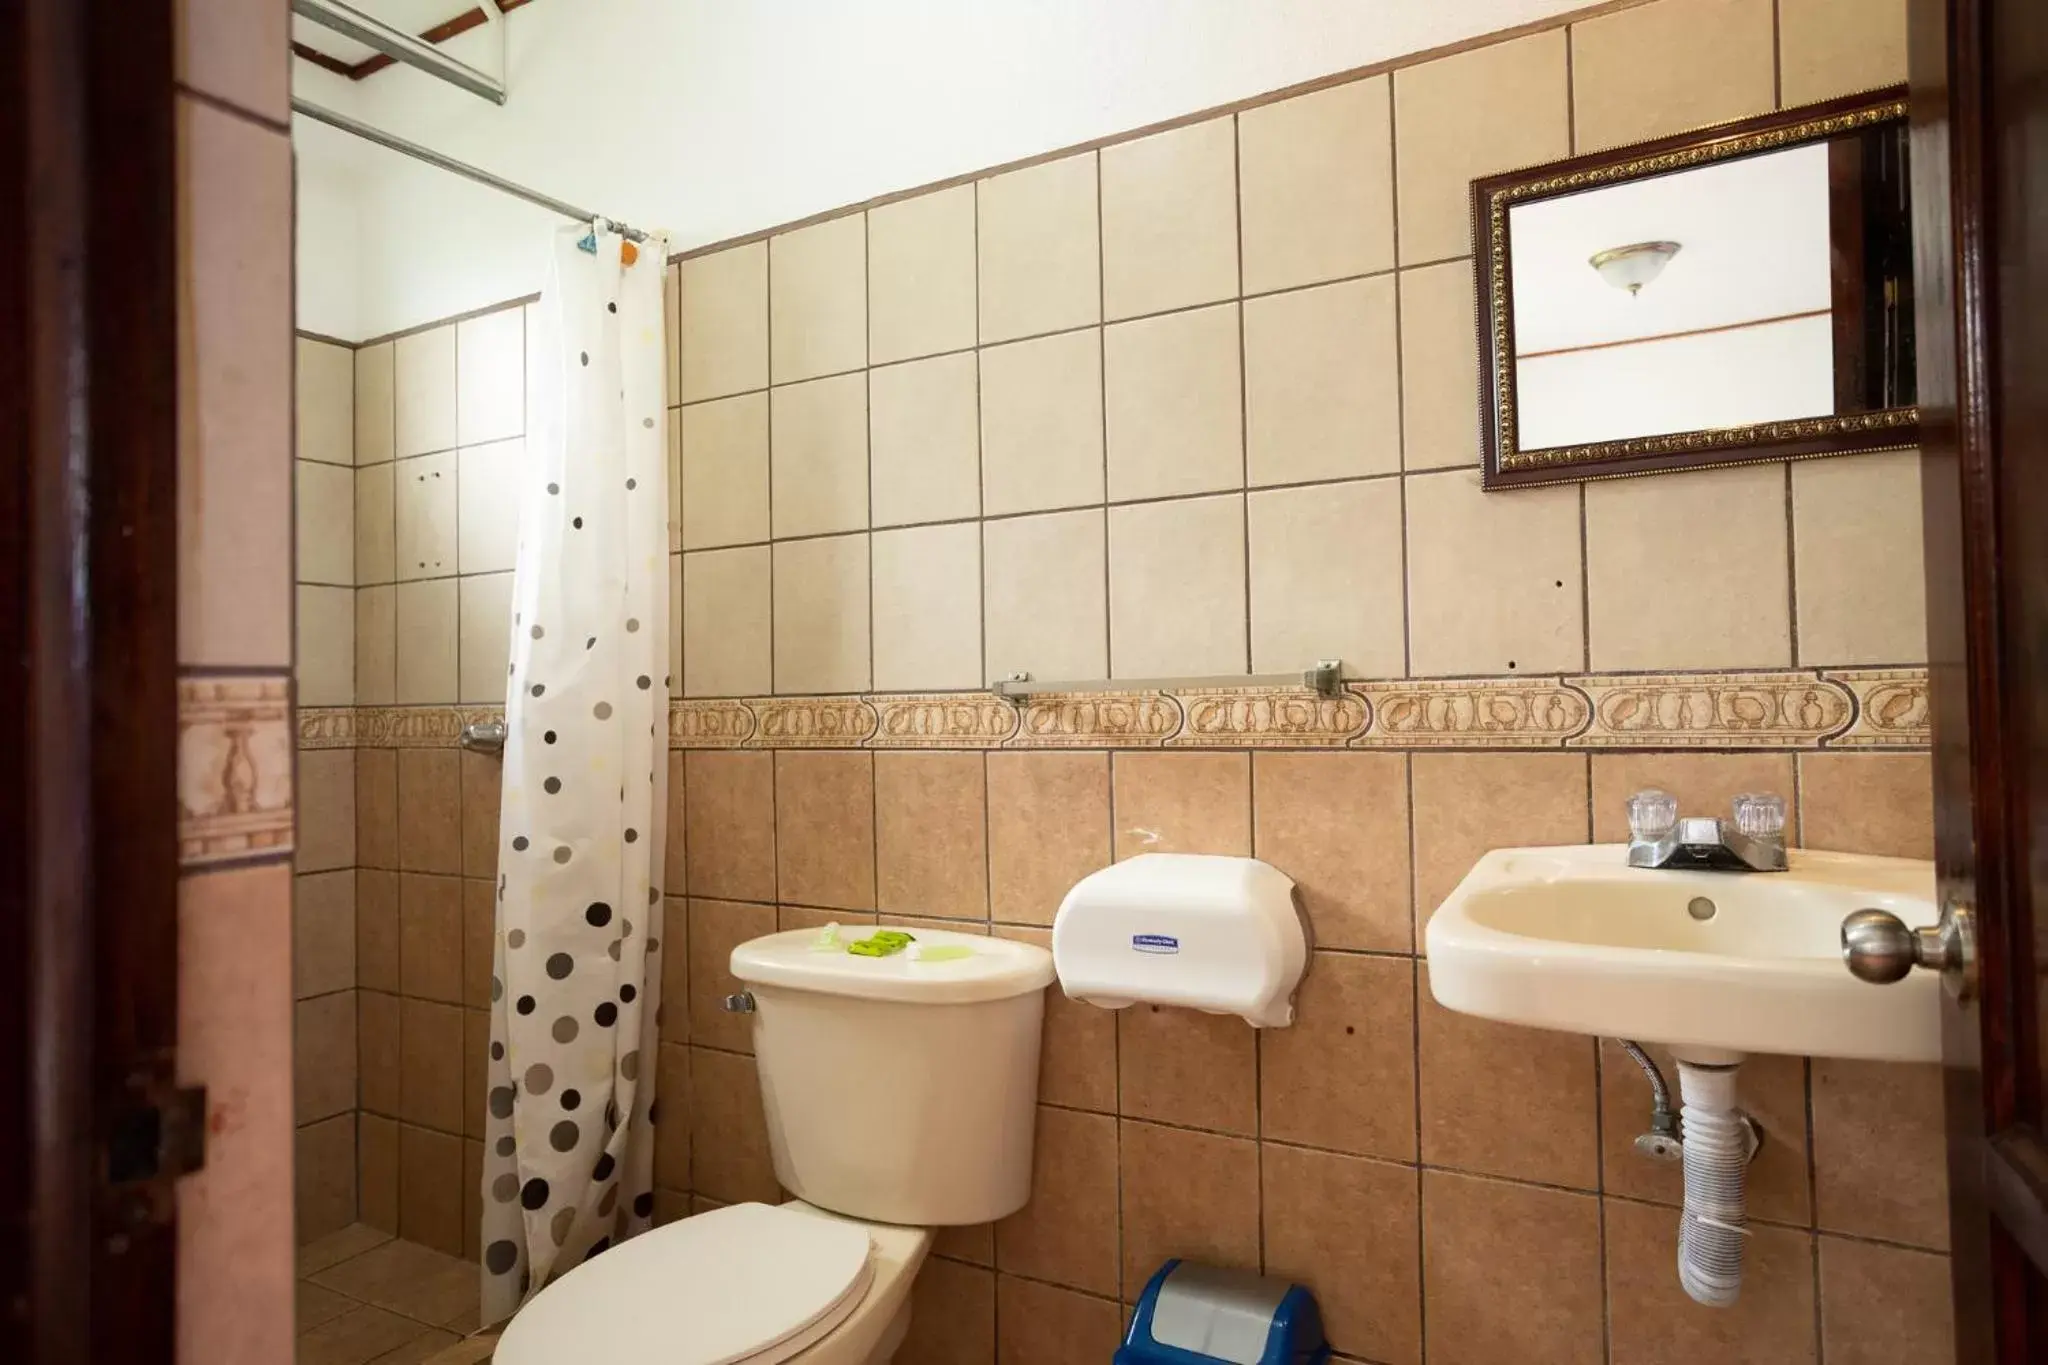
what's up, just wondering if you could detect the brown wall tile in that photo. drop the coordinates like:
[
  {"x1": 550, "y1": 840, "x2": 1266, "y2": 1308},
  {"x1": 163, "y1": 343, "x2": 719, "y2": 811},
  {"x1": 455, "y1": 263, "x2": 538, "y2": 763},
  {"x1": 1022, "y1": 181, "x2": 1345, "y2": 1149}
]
[
  {"x1": 934, "y1": 1221, "x2": 994, "y2": 1267},
  {"x1": 1605, "y1": 1197, "x2": 1817, "y2": 1365},
  {"x1": 1818, "y1": 1235, "x2": 1954, "y2": 1365},
  {"x1": 997, "y1": 926, "x2": 1116, "y2": 1112},
  {"x1": 462, "y1": 1008, "x2": 489, "y2": 1141},
  {"x1": 1813, "y1": 1059, "x2": 1948, "y2": 1250},
  {"x1": 1419, "y1": 965, "x2": 1597, "y2": 1189},
  {"x1": 398, "y1": 1123, "x2": 466, "y2": 1258},
  {"x1": 776, "y1": 750, "x2": 877, "y2": 910},
  {"x1": 1590, "y1": 753, "x2": 1799, "y2": 844},
  {"x1": 1261, "y1": 952, "x2": 1416, "y2": 1161},
  {"x1": 1253, "y1": 752, "x2": 1412, "y2": 951},
  {"x1": 1117, "y1": 1005, "x2": 1257, "y2": 1136},
  {"x1": 1113, "y1": 751, "x2": 1251, "y2": 859},
  {"x1": 359, "y1": 989, "x2": 402, "y2": 1116},
  {"x1": 665, "y1": 750, "x2": 689, "y2": 893},
  {"x1": 655, "y1": 1042, "x2": 693, "y2": 1193},
  {"x1": 1423, "y1": 1170, "x2": 1603, "y2": 1365},
  {"x1": 661, "y1": 896, "x2": 691, "y2": 1043},
  {"x1": 357, "y1": 868, "x2": 401, "y2": 993},
  {"x1": 1412, "y1": 753, "x2": 1589, "y2": 931},
  {"x1": 463, "y1": 1138, "x2": 484, "y2": 1262},
  {"x1": 876, "y1": 752, "x2": 990, "y2": 920},
  {"x1": 459, "y1": 749, "x2": 501, "y2": 877},
  {"x1": 399, "y1": 872, "x2": 465, "y2": 1004},
  {"x1": 994, "y1": 1106, "x2": 1120, "y2": 1296},
  {"x1": 1601, "y1": 1042, "x2": 1812, "y2": 1225},
  {"x1": 359, "y1": 1112, "x2": 399, "y2": 1234},
  {"x1": 690, "y1": 1046, "x2": 782, "y2": 1204},
  {"x1": 987, "y1": 752, "x2": 1112, "y2": 926},
  {"x1": 898, "y1": 1256, "x2": 994, "y2": 1365},
  {"x1": 1119, "y1": 1120, "x2": 1259, "y2": 1295},
  {"x1": 299, "y1": 749, "x2": 358, "y2": 872},
  {"x1": 461, "y1": 878, "x2": 494, "y2": 1010},
  {"x1": 1798, "y1": 753, "x2": 1934, "y2": 859},
  {"x1": 295, "y1": 870, "x2": 357, "y2": 999},
  {"x1": 295, "y1": 1114, "x2": 358, "y2": 1246},
  {"x1": 995, "y1": 1276, "x2": 1123, "y2": 1365},
  {"x1": 688, "y1": 898, "x2": 778, "y2": 1052},
  {"x1": 1265, "y1": 1145, "x2": 1422, "y2": 1364},
  {"x1": 295, "y1": 991, "x2": 358, "y2": 1125},
  {"x1": 683, "y1": 750, "x2": 777, "y2": 902},
  {"x1": 398, "y1": 749, "x2": 463, "y2": 874},
  {"x1": 358, "y1": 747, "x2": 400, "y2": 870},
  {"x1": 400, "y1": 997, "x2": 465, "y2": 1134}
]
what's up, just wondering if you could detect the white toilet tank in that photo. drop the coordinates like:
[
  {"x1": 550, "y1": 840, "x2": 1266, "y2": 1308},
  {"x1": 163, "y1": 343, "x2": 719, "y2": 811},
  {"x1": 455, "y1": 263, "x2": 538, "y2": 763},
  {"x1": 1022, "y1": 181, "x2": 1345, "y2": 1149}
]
[{"x1": 728, "y1": 927, "x2": 1055, "y2": 1227}]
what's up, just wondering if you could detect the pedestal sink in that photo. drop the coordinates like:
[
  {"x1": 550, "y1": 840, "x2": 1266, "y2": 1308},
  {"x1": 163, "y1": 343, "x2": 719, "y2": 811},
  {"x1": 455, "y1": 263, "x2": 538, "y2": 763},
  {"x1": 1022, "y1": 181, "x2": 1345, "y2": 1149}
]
[{"x1": 1424, "y1": 844, "x2": 1942, "y2": 1063}]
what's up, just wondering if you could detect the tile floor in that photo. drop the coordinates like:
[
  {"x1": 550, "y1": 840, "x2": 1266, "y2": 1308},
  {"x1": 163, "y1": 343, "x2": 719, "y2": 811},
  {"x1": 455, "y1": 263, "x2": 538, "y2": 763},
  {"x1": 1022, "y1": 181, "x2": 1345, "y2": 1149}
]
[{"x1": 297, "y1": 1225, "x2": 499, "y2": 1365}]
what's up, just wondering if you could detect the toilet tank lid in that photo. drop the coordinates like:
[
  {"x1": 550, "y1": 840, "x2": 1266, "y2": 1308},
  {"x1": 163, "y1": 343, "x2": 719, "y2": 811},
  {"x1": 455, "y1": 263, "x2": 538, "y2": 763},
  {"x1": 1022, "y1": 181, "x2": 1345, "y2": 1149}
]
[{"x1": 730, "y1": 927, "x2": 1055, "y2": 1004}]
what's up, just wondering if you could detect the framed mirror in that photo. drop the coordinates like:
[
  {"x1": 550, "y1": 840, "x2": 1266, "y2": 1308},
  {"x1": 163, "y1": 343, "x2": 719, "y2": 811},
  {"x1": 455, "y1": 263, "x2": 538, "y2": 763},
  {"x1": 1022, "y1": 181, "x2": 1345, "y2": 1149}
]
[{"x1": 1473, "y1": 87, "x2": 1917, "y2": 488}]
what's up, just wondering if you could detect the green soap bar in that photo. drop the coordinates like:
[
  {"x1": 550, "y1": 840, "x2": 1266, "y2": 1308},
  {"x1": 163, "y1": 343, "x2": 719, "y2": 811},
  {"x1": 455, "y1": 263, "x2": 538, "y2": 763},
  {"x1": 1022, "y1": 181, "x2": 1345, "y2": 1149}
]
[
  {"x1": 871, "y1": 930, "x2": 916, "y2": 945},
  {"x1": 846, "y1": 940, "x2": 892, "y2": 957}
]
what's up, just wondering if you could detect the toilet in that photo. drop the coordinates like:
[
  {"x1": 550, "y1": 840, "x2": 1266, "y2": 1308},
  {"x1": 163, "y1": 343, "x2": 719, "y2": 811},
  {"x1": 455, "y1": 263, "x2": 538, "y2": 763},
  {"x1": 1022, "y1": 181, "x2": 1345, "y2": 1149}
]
[{"x1": 494, "y1": 926, "x2": 1056, "y2": 1364}]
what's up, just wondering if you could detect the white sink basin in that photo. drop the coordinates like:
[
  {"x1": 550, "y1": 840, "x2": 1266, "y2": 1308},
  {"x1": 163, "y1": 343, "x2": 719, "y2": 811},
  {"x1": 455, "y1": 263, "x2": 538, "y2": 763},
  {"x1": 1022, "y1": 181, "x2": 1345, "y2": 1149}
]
[{"x1": 1425, "y1": 845, "x2": 1942, "y2": 1063}]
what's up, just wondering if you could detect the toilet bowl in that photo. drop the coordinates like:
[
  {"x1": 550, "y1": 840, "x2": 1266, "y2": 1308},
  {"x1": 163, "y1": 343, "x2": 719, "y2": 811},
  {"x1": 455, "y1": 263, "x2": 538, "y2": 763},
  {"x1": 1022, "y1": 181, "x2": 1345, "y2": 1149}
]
[{"x1": 491, "y1": 927, "x2": 1054, "y2": 1364}]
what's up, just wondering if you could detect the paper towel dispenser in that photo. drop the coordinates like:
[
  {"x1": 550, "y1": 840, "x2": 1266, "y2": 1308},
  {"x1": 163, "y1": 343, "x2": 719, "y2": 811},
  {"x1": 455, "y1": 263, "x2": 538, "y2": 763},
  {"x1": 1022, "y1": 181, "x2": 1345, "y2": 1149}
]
[{"x1": 1051, "y1": 853, "x2": 1309, "y2": 1027}]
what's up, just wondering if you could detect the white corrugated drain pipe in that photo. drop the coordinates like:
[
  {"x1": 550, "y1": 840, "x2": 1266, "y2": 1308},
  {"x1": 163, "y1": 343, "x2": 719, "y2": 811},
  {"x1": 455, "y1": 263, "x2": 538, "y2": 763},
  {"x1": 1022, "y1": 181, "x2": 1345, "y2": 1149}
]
[{"x1": 1674, "y1": 1059, "x2": 1751, "y2": 1307}]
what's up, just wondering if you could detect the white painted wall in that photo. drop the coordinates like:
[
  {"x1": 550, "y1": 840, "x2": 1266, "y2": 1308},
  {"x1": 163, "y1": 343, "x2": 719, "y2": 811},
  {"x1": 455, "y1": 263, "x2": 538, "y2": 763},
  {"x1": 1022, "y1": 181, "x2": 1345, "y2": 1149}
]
[{"x1": 292, "y1": 0, "x2": 1600, "y2": 340}]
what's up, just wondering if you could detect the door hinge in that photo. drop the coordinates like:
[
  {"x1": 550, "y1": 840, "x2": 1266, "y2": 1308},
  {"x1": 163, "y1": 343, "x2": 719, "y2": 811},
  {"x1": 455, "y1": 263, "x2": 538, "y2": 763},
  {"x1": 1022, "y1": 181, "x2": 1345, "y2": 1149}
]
[{"x1": 102, "y1": 1053, "x2": 207, "y2": 1240}]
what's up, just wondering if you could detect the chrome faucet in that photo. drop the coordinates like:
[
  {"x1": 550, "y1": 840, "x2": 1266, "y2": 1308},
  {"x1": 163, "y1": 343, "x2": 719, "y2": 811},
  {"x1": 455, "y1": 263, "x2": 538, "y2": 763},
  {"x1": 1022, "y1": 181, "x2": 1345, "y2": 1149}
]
[{"x1": 1626, "y1": 789, "x2": 1788, "y2": 872}]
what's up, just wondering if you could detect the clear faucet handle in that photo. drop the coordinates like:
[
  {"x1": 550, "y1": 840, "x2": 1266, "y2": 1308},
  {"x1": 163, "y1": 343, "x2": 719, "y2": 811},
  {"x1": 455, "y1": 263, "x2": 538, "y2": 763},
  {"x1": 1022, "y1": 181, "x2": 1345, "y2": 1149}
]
[
  {"x1": 1627, "y1": 789, "x2": 1679, "y2": 841},
  {"x1": 1732, "y1": 793, "x2": 1787, "y2": 840}
]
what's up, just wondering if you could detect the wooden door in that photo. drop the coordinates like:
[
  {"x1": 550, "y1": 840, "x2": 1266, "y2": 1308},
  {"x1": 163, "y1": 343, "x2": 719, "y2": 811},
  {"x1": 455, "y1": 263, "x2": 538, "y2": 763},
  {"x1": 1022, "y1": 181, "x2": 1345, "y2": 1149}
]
[{"x1": 1908, "y1": 0, "x2": 2048, "y2": 1358}]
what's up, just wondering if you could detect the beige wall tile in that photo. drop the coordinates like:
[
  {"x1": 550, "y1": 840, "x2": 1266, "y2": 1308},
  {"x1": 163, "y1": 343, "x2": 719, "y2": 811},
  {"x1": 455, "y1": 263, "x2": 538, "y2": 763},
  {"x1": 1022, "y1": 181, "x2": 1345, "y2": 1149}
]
[
  {"x1": 397, "y1": 749, "x2": 463, "y2": 876},
  {"x1": 1239, "y1": 76, "x2": 1395, "y2": 294},
  {"x1": 1103, "y1": 303, "x2": 1243, "y2": 502},
  {"x1": 297, "y1": 337, "x2": 355, "y2": 469},
  {"x1": 665, "y1": 261, "x2": 682, "y2": 408},
  {"x1": 1590, "y1": 752, "x2": 1797, "y2": 842},
  {"x1": 395, "y1": 579, "x2": 459, "y2": 704},
  {"x1": 978, "y1": 152, "x2": 1101, "y2": 344},
  {"x1": 1393, "y1": 30, "x2": 1570, "y2": 263},
  {"x1": 177, "y1": 99, "x2": 292, "y2": 669},
  {"x1": 356, "y1": 585, "x2": 396, "y2": 705},
  {"x1": 775, "y1": 751, "x2": 876, "y2": 911},
  {"x1": 461, "y1": 880, "x2": 494, "y2": 1009},
  {"x1": 1793, "y1": 451, "x2": 1927, "y2": 665},
  {"x1": 1424, "y1": 1170, "x2": 1603, "y2": 1365},
  {"x1": 680, "y1": 241, "x2": 769, "y2": 403},
  {"x1": 875, "y1": 752, "x2": 989, "y2": 920},
  {"x1": 688, "y1": 898, "x2": 778, "y2": 1052},
  {"x1": 683, "y1": 751, "x2": 777, "y2": 902},
  {"x1": 357, "y1": 749, "x2": 399, "y2": 872},
  {"x1": 176, "y1": 0, "x2": 288, "y2": 122},
  {"x1": 994, "y1": 1107, "x2": 1120, "y2": 1296},
  {"x1": 1244, "y1": 276, "x2": 1400, "y2": 485},
  {"x1": 1571, "y1": 0, "x2": 1777, "y2": 152},
  {"x1": 455, "y1": 307, "x2": 524, "y2": 447},
  {"x1": 398, "y1": 873, "x2": 465, "y2": 1005},
  {"x1": 997, "y1": 925, "x2": 1117, "y2": 1112},
  {"x1": 1587, "y1": 463, "x2": 1791, "y2": 670},
  {"x1": 869, "y1": 353, "x2": 981, "y2": 528},
  {"x1": 294, "y1": 991, "x2": 357, "y2": 1124},
  {"x1": 1419, "y1": 965, "x2": 1599, "y2": 1189},
  {"x1": 356, "y1": 342, "x2": 396, "y2": 466},
  {"x1": 295, "y1": 585, "x2": 355, "y2": 707},
  {"x1": 399, "y1": 997, "x2": 465, "y2": 1134},
  {"x1": 1113, "y1": 751, "x2": 1250, "y2": 859},
  {"x1": 668, "y1": 416, "x2": 684, "y2": 554},
  {"x1": 1261, "y1": 952, "x2": 1417, "y2": 1161},
  {"x1": 1100, "y1": 117, "x2": 1238, "y2": 320},
  {"x1": 1813, "y1": 1059, "x2": 1948, "y2": 1250},
  {"x1": 295, "y1": 1117, "x2": 357, "y2": 1249},
  {"x1": 359, "y1": 989, "x2": 401, "y2": 1115},
  {"x1": 1780, "y1": 0, "x2": 1910, "y2": 104},
  {"x1": 655, "y1": 1043, "x2": 692, "y2": 1191},
  {"x1": 1253, "y1": 752, "x2": 1410, "y2": 951},
  {"x1": 995, "y1": 1276, "x2": 1122, "y2": 1364},
  {"x1": 872, "y1": 523, "x2": 983, "y2": 692},
  {"x1": 1265, "y1": 1145, "x2": 1420, "y2": 1365},
  {"x1": 690, "y1": 1047, "x2": 782, "y2": 1203},
  {"x1": 683, "y1": 545, "x2": 773, "y2": 697},
  {"x1": 988, "y1": 753, "x2": 1111, "y2": 927},
  {"x1": 1108, "y1": 494, "x2": 1246, "y2": 678},
  {"x1": 1399, "y1": 260, "x2": 1481, "y2": 469},
  {"x1": 461, "y1": 751, "x2": 501, "y2": 880},
  {"x1": 1119, "y1": 1003, "x2": 1257, "y2": 1135},
  {"x1": 1606, "y1": 1199, "x2": 1818, "y2": 1365},
  {"x1": 456, "y1": 571, "x2": 514, "y2": 705},
  {"x1": 295, "y1": 870, "x2": 356, "y2": 1000},
  {"x1": 394, "y1": 325, "x2": 457, "y2": 458},
  {"x1": 978, "y1": 328, "x2": 1105, "y2": 517},
  {"x1": 1412, "y1": 753, "x2": 1589, "y2": 930},
  {"x1": 355, "y1": 462, "x2": 396, "y2": 585},
  {"x1": 456, "y1": 437, "x2": 524, "y2": 574},
  {"x1": 398, "y1": 1124, "x2": 465, "y2": 1257},
  {"x1": 1248, "y1": 479, "x2": 1405, "y2": 679},
  {"x1": 770, "y1": 373, "x2": 869, "y2": 538},
  {"x1": 770, "y1": 214, "x2": 867, "y2": 384},
  {"x1": 1818, "y1": 1235, "x2": 1954, "y2": 1365},
  {"x1": 772, "y1": 534, "x2": 871, "y2": 695},
  {"x1": 1119, "y1": 1121, "x2": 1259, "y2": 1292},
  {"x1": 298, "y1": 749, "x2": 357, "y2": 873},
  {"x1": 983, "y1": 508, "x2": 1108, "y2": 685},
  {"x1": 1798, "y1": 753, "x2": 1933, "y2": 859},
  {"x1": 868, "y1": 184, "x2": 977, "y2": 364},
  {"x1": 393, "y1": 451, "x2": 456, "y2": 581},
  {"x1": 900, "y1": 1257, "x2": 994, "y2": 1365},
  {"x1": 1406, "y1": 469, "x2": 1582, "y2": 676},
  {"x1": 670, "y1": 551, "x2": 685, "y2": 689},
  {"x1": 359, "y1": 1113, "x2": 399, "y2": 1233}
]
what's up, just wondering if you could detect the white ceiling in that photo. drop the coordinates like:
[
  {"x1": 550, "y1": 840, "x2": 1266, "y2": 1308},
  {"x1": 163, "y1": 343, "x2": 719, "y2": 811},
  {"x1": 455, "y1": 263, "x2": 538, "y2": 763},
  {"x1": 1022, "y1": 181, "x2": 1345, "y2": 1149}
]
[
  {"x1": 1507, "y1": 142, "x2": 1834, "y2": 354},
  {"x1": 293, "y1": 0, "x2": 496, "y2": 68}
]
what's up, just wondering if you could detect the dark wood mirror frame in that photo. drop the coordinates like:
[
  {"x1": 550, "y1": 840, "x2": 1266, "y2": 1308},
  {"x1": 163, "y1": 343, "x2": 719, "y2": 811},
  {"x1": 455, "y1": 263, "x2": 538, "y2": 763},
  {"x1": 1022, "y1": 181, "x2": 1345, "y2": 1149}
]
[{"x1": 1474, "y1": 86, "x2": 1918, "y2": 490}]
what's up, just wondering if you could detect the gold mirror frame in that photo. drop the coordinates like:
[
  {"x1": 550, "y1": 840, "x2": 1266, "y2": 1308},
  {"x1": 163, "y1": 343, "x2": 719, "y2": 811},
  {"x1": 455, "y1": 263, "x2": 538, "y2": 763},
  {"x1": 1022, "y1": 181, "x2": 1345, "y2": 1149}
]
[{"x1": 1474, "y1": 87, "x2": 1917, "y2": 489}]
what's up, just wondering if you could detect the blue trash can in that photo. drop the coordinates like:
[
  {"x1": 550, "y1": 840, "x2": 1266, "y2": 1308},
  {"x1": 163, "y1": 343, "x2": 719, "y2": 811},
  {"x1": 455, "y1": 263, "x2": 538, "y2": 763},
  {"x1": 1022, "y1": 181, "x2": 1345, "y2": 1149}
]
[{"x1": 1115, "y1": 1259, "x2": 1330, "y2": 1365}]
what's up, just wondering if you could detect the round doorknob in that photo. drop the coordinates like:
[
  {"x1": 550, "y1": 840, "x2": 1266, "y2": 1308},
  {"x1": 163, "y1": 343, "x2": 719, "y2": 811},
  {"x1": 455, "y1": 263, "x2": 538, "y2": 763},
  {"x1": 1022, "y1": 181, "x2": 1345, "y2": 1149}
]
[{"x1": 1841, "y1": 909, "x2": 1953, "y2": 984}]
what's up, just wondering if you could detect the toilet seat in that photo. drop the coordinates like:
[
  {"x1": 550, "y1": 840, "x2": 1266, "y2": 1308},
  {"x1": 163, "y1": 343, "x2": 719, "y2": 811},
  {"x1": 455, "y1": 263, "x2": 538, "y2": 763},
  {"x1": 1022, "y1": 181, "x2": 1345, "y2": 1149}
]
[{"x1": 493, "y1": 1202, "x2": 877, "y2": 1365}]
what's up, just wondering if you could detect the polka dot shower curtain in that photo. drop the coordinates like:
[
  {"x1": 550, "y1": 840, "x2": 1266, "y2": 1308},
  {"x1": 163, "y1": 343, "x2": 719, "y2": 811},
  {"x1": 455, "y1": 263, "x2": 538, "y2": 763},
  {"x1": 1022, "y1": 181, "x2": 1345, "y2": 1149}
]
[{"x1": 481, "y1": 222, "x2": 669, "y2": 1324}]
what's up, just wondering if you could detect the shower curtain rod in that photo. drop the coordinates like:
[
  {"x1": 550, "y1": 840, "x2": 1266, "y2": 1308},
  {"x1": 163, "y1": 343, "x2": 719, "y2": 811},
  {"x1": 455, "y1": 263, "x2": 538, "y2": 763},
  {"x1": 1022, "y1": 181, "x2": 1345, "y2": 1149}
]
[{"x1": 291, "y1": 97, "x2": 650, "y2": 243}]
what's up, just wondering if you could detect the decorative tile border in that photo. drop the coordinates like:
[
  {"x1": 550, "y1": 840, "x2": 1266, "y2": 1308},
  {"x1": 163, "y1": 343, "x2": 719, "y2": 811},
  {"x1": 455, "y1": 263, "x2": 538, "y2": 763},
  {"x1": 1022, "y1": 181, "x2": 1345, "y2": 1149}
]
[
  {"x1": 179, "y1": 674, "x2": 294, "y2": 867},
  {"x1": 307, "y1": 666, "x2": 1931, "y2": 754}
]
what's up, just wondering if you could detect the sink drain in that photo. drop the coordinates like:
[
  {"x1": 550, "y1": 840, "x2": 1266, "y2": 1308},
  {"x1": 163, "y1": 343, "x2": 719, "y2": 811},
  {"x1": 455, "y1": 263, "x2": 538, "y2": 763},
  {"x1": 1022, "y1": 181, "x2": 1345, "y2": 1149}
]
[{"x1": 1687, "y1": 896, "x2": 1717, "y2": 921}]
